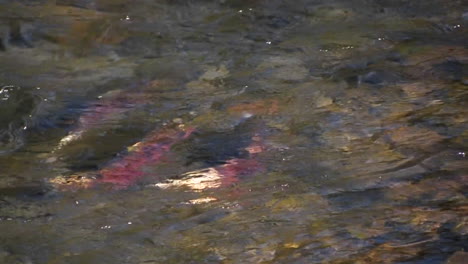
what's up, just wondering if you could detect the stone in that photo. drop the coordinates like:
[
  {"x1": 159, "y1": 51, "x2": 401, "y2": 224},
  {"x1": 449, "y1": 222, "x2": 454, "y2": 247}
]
[
  {"x1": 400, "y1": 82, "x2": 436, "y2": 98},
  {"x1": 266, "y1": 193, "x2": 328, "y2": 213},
  {"x1": 308, "y1": 6, "x2": 353, "y2": 22},
  {"x1": 404, "y1": 45, "x2": 467, "y2": 66},
  {"x1": 257, "y1": 56, "x2": 309, "y2": 81},
  {"x1": 0, "y1": 85, "x2": 40, "y2": 154},
  {"x1": 227, "y1": 99, "x2": 279, "y2": 116},
  {"x1": 383, "y1": 126, "x2": 445, "y2": 150},
  {"x1": 315, "y1": 95, "x2": 334, "y2": 108},
  {"x1": 185, "y1": 80, "x2": 217, "y2": 93},
  {"x1": 199, "y1": 65, "x2": 229, "y2": 81},
  {"x1": 274, "y1": 66, "x2": 309, "y2": 81},
  {"x1": 172, "y1": 118, "x2": 183, "y2": 124},
  {"x1": 463, "y1": 12, "x2": 468, "y2": 21},
  {"x1": 446, "y1": 251, "x2": 468, "y2": 264},
  {"x1": 359, "y1": 70, "x2": 400, "y2": 85},
  {"x1": 383, "y1": 101, "x2": 415, "y2": 121}
]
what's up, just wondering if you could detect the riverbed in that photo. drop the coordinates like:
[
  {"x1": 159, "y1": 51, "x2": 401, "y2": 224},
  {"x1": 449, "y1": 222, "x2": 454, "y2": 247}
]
[{"x1": 0, "y1": 1, "x2": 467, "y2": 263}]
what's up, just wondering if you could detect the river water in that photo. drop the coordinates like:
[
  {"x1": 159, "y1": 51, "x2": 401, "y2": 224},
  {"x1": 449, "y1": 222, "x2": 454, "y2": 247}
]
[{"x1": 0, "y1": 1, "x2": 467, "y2": 263}]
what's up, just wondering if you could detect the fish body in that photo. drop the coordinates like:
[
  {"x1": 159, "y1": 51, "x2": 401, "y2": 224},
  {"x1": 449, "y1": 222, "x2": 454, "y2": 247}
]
[
  {"x1": 99, "y1": 126, "x2": 195, "y2": 187},
  {"x1": 54, "y1": 89, "x2": 143, "y2": 152},
  {"x1": 50, "y1": 125, "x2": 194, "y2": 189},
  {"x1": 49, "y1": 94, "x2": 278, "y2": 191},
  {"x1": 156, "y1": 134, "x2": 267, "y2": 191}
]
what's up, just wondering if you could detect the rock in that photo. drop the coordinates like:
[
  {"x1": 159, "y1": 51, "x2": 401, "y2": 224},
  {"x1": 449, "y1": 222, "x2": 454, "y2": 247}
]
[
  {"x1": 446, "y1": 251, "x2": 468, "y2": 264},
  {"x1": 218, "y1": 14, "x2": 250, "y2": 33},
  {"x1": 185, "y1": 80, "x2": 217, "y2": 93},
  {"x1": 191, "y1": 111, "x2": 244, "y2": 131},
  {"x1": 0, "y1": 85, "x2": 41, "y2": 154},
  {"x1": 266, "y1": 193, "x2": 328, "y2": 213},
  {"x1": 274, "y1": 65, "x2": 309, "y2": 81},
  {"x1": 199, "y1": 65, "x2": 230, "y2": 81},
  {"x1": 257, "y1": 56, "x2": 309, "y2": 81},
  {"x1": 1, "y1": 21, "x2": 34, "y2": 50},
  {"x1": 404, "y1": 45, "x2": 467, "y2": 67},
  {"x1": 399, "y1": 82, "x2": 436, "y2": 98},
  {"x1": 172, "y1": 118, "x2": 183, "y2": 124},
  {"x1": 0, "y1": 250, "x2": 33, "y2": 264},
  {"x1": 315, "y1": 95, "x2": 333, "y2": 108},
  {"x1": 383, "y1": 101, "x2": 415, "y2": 121},
  {"x1": 463, "y1": 12, "x2": 468, "y2": 21},
  {"x1": 383, "y1": 126, "x2": 445, "y2": 150},
  {"x1": 307, "y1": 6, "x2": 353, "y2": 22},
  {"x1": 0, "y1": 196, "x2": 51, "y2": 222},
  {"x1": 244, "y1": 247, "x2": 276, "y2": 263},
  {"x1": 359, "y1": 70, "x2": 401, "y2": 85},
  {"x1": 227, "y1": 99, "x2": 279, "y2": 116},
  {"x1": 453, "y1": 130, "x2": 468, "y2": 147},
  {"x1": 136, "y1": 58, "x2": 197, "y2": 81}
]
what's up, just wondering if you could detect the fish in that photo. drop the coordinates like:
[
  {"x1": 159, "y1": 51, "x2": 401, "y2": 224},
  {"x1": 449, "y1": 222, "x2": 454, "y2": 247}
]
[
  {"x1": 50, "y1": 123, "x2": 267, "y2": 191},
  {"x1": 52, "y1": 79, "x2": 176, "y2": 153},
  {"x1": 49, "y1": 96, "x2": 278, "y2": 191},
  {"x1": 156, "y1": 133, "x2": 266, "y2": 191},
  {"x1": 53, "y1": 89, "x2": 142, "y2": 152},
  {"x1": 49, "y1": 125, "x2": 195, "y2": 189},
  {"x1": 99, "y1": 126, "x2": 195, "y2": 187}
]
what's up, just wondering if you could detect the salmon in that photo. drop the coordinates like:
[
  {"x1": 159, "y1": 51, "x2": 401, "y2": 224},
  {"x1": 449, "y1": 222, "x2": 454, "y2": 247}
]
[
  {"x1": 49, "y1": 97, "x2": 277, "y2": 190},
  {"x1": 50, "y1": 125, "x2": 194, "y2": 189},
  {"x1": 99, "y1": 126, "x2": 195, "y2": 187}
]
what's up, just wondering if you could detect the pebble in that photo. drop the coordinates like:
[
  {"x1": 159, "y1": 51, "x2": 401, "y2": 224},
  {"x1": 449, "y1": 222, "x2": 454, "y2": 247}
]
[
  {"x1": 45, "y1": 157, "x2": 57, "y2": 163},
  {"x1": 172, "y1": 118, "x2": 183, "y2": 124},
  {"x1": 315, "y1": 95, "x2": 334, "y2": 108},
  {"x1": 462, "y1": 12, "x2": 468, "y2": 21},
  {"x1": 446, "y1": 250, "x2": 468, "y2": 264},
  {"x1": 199, "y1": 65, "x2": 229, "y2": 81}
]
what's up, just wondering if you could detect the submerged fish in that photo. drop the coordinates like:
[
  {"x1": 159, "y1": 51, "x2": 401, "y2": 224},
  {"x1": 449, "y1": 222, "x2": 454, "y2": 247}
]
[
  {"x1": 100, "y1": 126, "x2": 195, "y2": 187},
  {"x1": 156, "y1": 136, "x2": 266, "y2": 191},
  {"x1": 50, "y1": 122, "x2": 267, "y2": 191},
  {"x1": 53, "y1": 89, "x2": 145, "y2": 152},
  {"x1": 49, "y1": 125, "x2": 195, "y2": 189},
  {"x1": 49, "y1": 92, "x2": 278, "y2": 191}
]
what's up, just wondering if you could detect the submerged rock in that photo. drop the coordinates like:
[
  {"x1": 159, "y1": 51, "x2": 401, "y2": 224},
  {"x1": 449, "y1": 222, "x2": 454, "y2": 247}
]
[
  {"x1": 0, "y1": 196, "x2": 51, "y2": 222},
  {"x1": 0, "y1": 20, "x2": 34, "y2": 51},
  {"x1": 432, "y1": 60, "x2": 467, "y2": 82},
  {"x1": 256, "y1": 56, "x2": 309, "y2": 81},
  {"x1": 382, "y1": 126, "x2": 445, "y2": 151},
  {"x1": 199, "y1": 65, "x2": 230, "y2": 81},
  {"x1": 359, "y1": 70, "x2": 402, "y2": 85},
  {"x1": 446, "y1": 251, "x2": 468, "y2": 264},
  {"x1": 399, "y1": 82, "x2": 437, "y2": 99},
  {"x1": 403, "y1": 45, "x2": 468, "y2": 83},
  {"x1": 0, "y1": 85, "x2": 41, "y2": 154}
]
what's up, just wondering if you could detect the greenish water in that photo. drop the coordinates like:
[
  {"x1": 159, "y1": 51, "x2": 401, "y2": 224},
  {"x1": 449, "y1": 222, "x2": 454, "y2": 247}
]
[{"x1": 0, "y1": 1, "x2": 466, "y2": 263}]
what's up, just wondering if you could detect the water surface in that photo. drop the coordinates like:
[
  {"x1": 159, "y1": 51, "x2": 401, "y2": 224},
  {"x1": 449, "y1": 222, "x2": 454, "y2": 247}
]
[{"x1": 0, "y1": 0, "x2": 467, "y2": 263}]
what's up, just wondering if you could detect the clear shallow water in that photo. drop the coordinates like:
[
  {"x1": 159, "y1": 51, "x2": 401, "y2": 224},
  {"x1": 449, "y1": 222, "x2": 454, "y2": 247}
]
[{"x1": 0, "y1": 0, "x2": 467, "y2": 263}]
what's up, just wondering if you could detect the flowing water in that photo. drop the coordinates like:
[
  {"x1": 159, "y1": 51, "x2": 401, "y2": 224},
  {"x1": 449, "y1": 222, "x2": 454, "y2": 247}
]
[{"x1": 0, "y1": 0, "x2": 467, "y2": 263}]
